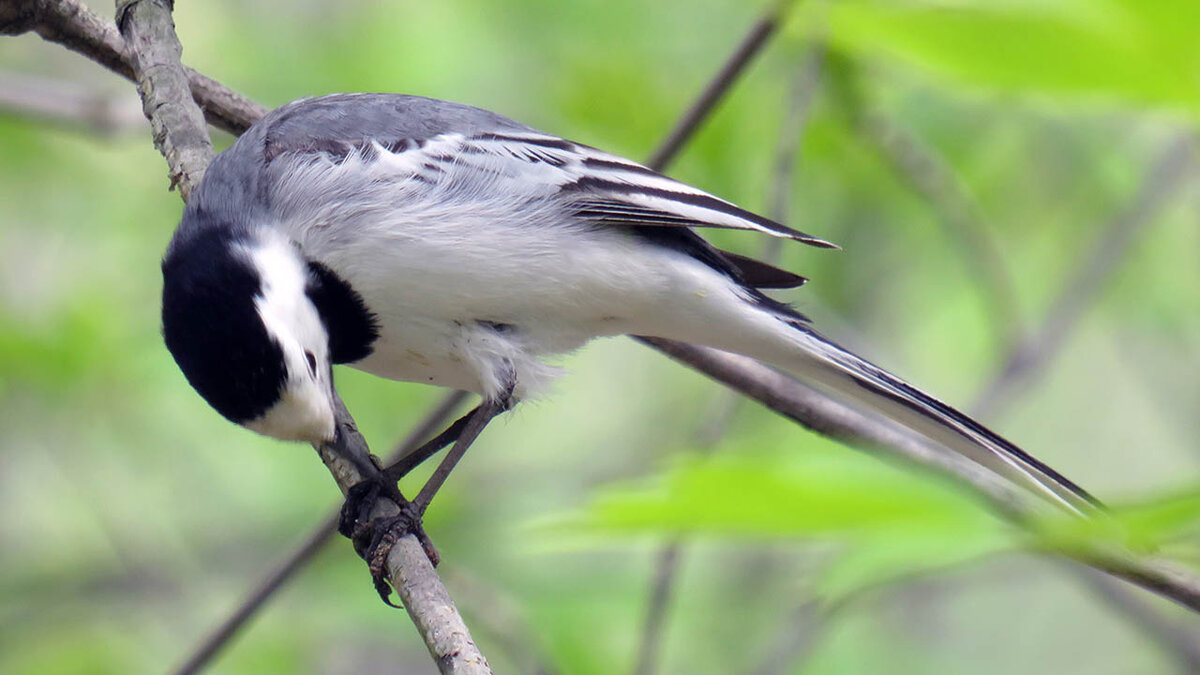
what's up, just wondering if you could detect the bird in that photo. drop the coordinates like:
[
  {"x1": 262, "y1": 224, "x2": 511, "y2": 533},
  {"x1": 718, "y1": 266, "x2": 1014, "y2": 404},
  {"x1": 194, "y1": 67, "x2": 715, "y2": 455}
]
[{"x1": 161, "y1": 93, "x2": 1098, "y2": 525}]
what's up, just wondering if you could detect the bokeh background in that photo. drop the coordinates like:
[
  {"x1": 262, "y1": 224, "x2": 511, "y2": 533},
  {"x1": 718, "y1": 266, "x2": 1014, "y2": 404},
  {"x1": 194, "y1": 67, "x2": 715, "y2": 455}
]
[{"x1": 2, "y1": 0, "x2": 1198, "y2": 673}]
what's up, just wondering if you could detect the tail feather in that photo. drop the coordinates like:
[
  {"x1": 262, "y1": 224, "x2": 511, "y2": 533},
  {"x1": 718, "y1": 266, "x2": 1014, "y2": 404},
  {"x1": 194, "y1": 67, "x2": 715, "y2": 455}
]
[{"x1": 774, "y1": 323, "x2": 1100, "y2": 513}]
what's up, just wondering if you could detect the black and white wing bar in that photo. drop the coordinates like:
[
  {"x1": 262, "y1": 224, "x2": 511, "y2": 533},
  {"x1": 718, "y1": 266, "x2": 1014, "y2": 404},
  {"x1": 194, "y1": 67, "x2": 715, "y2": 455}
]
[{"x1": 463, "y1": 132, "x2": 839, "y2": 248}]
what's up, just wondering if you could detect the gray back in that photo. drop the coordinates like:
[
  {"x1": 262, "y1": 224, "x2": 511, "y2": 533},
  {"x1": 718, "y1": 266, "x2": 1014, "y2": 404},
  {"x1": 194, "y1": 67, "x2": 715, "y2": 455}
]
[{"x1": 176, "y1": 94, "x2": 535, "y2": 242}]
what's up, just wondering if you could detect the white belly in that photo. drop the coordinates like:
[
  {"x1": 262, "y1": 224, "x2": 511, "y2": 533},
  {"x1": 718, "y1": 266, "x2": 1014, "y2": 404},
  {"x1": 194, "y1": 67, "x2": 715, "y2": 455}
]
[{"x1": 289, "y1": 201, "x2": 746, "y2": 400}]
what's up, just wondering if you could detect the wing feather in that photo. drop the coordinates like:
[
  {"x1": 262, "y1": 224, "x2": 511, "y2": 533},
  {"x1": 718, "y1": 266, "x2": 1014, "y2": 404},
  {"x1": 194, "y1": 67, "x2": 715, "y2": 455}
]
[{"x1": 457, "y1": 132, "x2": 839, "y2": 249}]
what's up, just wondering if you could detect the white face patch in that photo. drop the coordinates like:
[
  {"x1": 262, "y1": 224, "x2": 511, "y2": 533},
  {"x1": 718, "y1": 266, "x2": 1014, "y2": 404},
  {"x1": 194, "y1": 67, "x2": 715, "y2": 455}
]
[{"x1": 241, "y1": 232, "x2": 336, "y2": 442}]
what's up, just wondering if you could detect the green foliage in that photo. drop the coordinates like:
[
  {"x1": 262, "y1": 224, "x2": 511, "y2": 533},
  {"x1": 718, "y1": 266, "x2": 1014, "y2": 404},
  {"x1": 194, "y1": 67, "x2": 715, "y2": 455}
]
[
  {"x1": 555, "y1": 449, "x2": 1200, "y2": 606},
  {"x1": 811, "y1": 0, "x2": 1200, "y2": 115},
  {"x1": 546, "y1": 449, "x2": 1019, "y2": 603}
]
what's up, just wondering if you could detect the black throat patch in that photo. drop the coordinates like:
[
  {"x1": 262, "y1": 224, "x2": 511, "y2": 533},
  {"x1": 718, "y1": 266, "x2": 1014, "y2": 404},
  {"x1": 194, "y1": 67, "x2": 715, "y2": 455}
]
[{"x1": 305, "y1": 261, "x2": 379, "y2": 364}]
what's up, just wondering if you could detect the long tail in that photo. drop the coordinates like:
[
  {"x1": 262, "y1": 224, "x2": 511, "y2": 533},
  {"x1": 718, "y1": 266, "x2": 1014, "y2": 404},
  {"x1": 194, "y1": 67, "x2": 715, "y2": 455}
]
[{"x1": 713, "y1": 298, "x2": 1101, "y2": 514}]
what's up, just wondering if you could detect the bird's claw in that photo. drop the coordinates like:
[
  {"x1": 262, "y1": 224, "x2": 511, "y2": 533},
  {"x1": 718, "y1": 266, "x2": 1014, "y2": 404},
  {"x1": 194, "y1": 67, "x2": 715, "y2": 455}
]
[{"x1": 339, "y1": 478, "x2": 439, "y2": 607}]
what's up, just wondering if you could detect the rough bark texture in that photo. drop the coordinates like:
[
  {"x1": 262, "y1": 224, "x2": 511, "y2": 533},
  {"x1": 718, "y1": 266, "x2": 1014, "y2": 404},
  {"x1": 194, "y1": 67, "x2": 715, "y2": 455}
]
[{"x1": 116, "y1": 0, "x2": 213, "y2": 198}]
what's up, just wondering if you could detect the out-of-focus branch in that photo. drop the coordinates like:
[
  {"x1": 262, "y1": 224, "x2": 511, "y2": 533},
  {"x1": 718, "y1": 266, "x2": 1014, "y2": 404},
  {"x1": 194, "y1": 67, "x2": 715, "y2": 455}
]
[
  {"x1": 755, "y1": 133, "x2": 1200, "y2": 674},
  {"x1": 829, "y1": 55, "x2": 1025, "y2": 352},
  {"x1": 442, "y1": 564, "x2": 558, "y2": 675},
  {"x1": 1073, "y1": 566, "x2": 1200, "y2": 672},
  {"x1": 101, "y1": 0, "x2": 490, "y2": 671},
  {"x1": 961, "y1": 137, "x2": 1200, "y2": 667},
  {"x1": 0, "y1": 71, "x2": 144, "y2": 134},
  {"x1": 633, "y1": 46, "x2": 826, "y2": 675},
  {"x1": 3, "y1": 0, "x2": 266, "y2": 134},
  {"x1": 645, "y1": 0, "x2": 796, "y2": 170},
  {"x1": 972, "y1": 137, "x2": 1196, "y2": 419}
]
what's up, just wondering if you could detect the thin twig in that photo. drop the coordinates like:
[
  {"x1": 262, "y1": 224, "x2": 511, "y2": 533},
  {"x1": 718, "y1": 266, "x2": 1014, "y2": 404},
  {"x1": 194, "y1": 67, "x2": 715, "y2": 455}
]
[
  {"x1": 175, "y1": 390, "x2": 468, "y2": 675},
  {"x1": 0, "y1": 70, "x2": 144, "y2": 134},
  {"x1": 109, "y1": 1, "x2": 488, "y2": 670},
  {"x1": 644, "y1": 0, "x2": 795, "y2": 171},
  {"x1": 830, "y1": 55, "x2": 1026, "y2": 352},
  {"x1": 633, "y1": 46, "x2": 825, "y2": 675},
  {"x1": 176, "y1": 515, "x2": 338, "y2": 675},
  {"x1": 972, "y1": 138, "x2": 1196, "y2": 419}
]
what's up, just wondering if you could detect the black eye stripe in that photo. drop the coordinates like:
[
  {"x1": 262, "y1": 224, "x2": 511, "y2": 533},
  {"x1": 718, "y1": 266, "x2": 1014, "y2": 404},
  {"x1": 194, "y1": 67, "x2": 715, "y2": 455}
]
[{"x1": 304, "y1": 350, "x2": 318, "y2": 376}]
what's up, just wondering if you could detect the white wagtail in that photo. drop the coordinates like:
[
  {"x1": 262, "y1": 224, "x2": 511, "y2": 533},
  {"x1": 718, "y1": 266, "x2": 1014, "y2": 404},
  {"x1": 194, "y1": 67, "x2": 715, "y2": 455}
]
[{"x1": 162, "y1": 94, "x2": 1097, "y2": 550}]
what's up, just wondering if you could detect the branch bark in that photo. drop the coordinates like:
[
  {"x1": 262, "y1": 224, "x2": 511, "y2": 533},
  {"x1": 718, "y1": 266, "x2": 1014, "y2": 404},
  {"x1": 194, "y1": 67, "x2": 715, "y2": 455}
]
[
  {"x1": 314, "y1": 396, "x2": 491, "y2": 674},
  {"x1": 116, "y1": 0, "x2": 211, "y2": 198},
  {"x1": 3, "y1": 0, "x2": 266, "y2": 135}
]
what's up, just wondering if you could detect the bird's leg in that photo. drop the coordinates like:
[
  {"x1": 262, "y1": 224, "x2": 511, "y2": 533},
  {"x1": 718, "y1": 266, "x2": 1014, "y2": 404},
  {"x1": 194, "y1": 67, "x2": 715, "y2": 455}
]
[
  {"x1": 338, "y1": 378, "x2": 514, "y2": 606},
  {"x1": 413, "y1": 395, "x2": 507, "y2": 511},
  {"x1": 337, "y1": 406, "x2": 478, "y2": 546},
  {"x1": 414, "y1": 364, "x2": 516, "y2": 510},
  {"x1": 379, "y1": 408, "x2": 479, "y2": 482}
]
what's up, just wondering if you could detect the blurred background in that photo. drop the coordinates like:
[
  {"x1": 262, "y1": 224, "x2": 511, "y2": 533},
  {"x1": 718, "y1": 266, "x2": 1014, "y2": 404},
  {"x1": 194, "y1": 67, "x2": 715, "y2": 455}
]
[{"x1": 1, "y1": 0, "x2": 1198, "y2": 673}]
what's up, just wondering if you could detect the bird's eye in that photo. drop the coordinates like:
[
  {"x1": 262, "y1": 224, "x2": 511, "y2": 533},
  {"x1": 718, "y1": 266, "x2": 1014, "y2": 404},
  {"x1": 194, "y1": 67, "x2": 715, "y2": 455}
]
[{"x1": 304, "y1": 350, "x2": 318, "y2": 377}]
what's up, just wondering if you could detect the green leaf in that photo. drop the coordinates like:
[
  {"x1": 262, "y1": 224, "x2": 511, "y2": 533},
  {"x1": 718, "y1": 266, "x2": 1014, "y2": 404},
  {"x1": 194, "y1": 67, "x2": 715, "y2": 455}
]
[
  {"x1": 815, "y1": 1, "x2": 1200, "y2": 115},
  {"x1": 551, "y1": 453, "x2": 1006, "y2": 539},
  {"x1": 1030, "y1": 486, "x2": 1200, "y2": 554}
]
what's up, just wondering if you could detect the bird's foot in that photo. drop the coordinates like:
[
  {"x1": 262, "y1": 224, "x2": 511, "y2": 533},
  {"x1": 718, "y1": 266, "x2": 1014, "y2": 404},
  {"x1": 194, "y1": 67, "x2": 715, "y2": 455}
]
[{"x1": 338, "y1": 478, "x2": 438, "y2": 607}]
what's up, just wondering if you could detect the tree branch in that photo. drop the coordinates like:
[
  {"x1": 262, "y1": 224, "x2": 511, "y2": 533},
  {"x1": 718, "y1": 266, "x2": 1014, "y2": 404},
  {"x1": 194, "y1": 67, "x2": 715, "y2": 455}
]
[
  {"x1": 115, "y1": 0, "x2": 212, "y2": 198},
  {"x1": 3, "y1": 0, "x2": 266, "y2": 134},
  {"x1": 972, "y1": 137, "x2": 1196, "y2": 419},
  {"x1": 0, "y1": 71, "x2": 144, "y2": 134},
  {"x1": 644, "y1": 0, "x2": 795, "y2": 170}
]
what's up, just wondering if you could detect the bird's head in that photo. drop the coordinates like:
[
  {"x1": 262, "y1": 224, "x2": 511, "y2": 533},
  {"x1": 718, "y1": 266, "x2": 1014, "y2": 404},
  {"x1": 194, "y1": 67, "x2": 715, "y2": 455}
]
[{"x1": 161, "y1": 224, "x2": 377, "y2": 443}]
